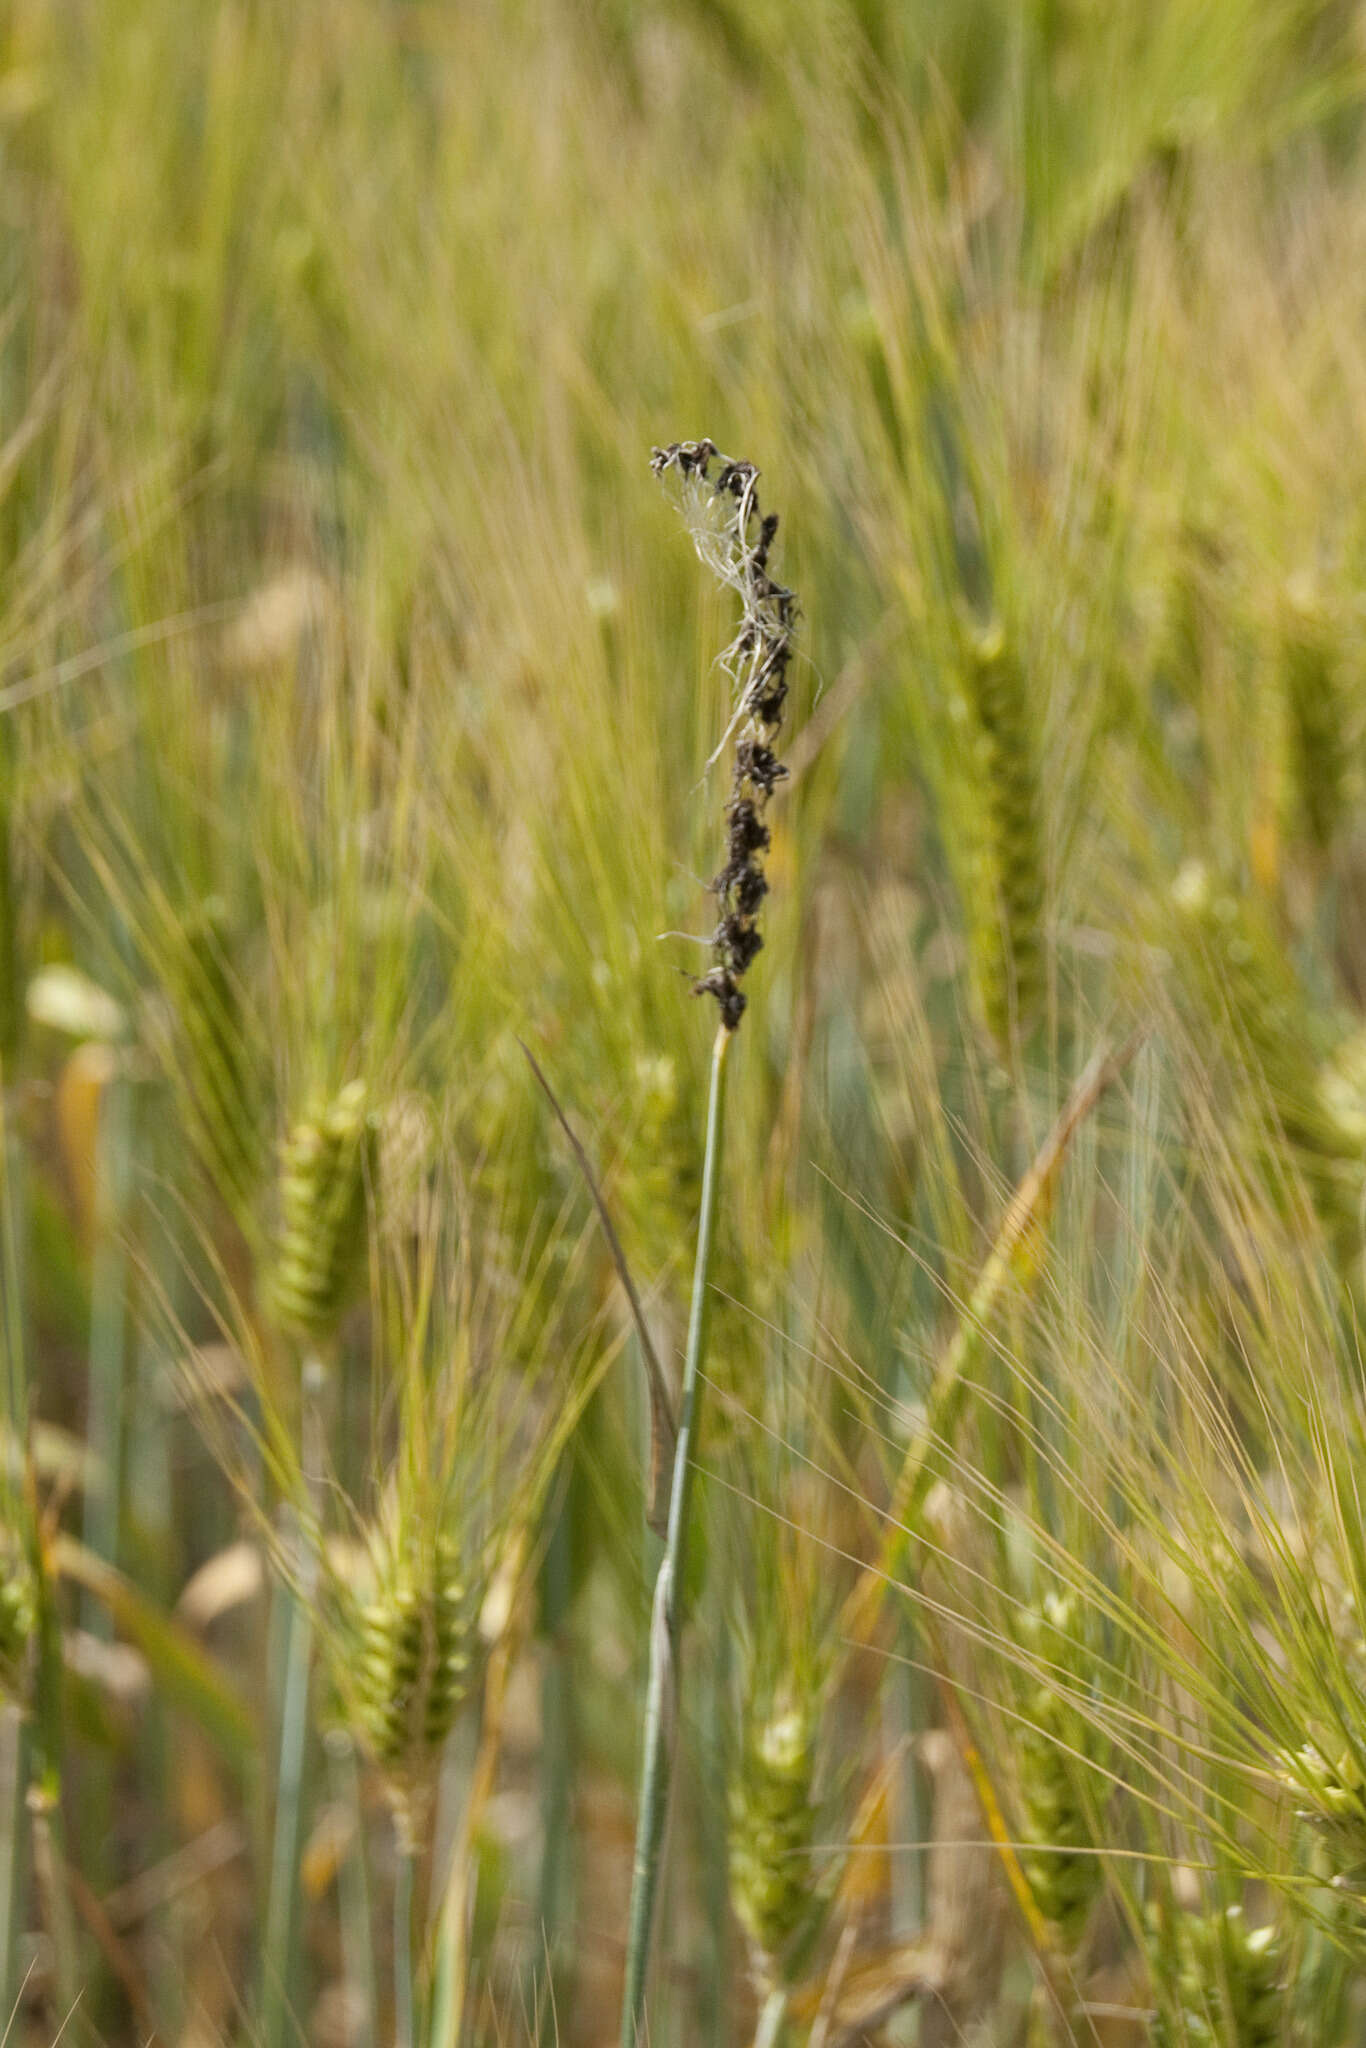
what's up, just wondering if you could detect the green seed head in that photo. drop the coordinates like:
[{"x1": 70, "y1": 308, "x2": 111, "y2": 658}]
[
  {"x1": 960, "y1": 622, "x2": 1044, "y2": 1050},
  {"x1": 1170, "y1": 867, "x2": 1366, "y2": 1261},
  {"x1": 1151, "y1": 1902, "x2": 1284, "y2": 2048},
  {"x1": 728, "y1": 1685, "x2": 818, "y2": 1973},
  {"x1": 1016, "y1": 1591, "x2": 1107, "y2": 1952},
  {"x1": 178, "y1": 896, "x2": 261, "y2": 1210},
  {"x1": 264, "y1": 1078, "x2": 377, "y2": 1343},
  {"x1": 1281, "y1": 574, "x2": 1352, "y2": 856},
  {"x1": 425, "y1": 1533, "x2": 478, "y2": 1751},
  {"x1": 344, "y1": 1524, "x2": 482, "y2": 1790},
  {"x1": 1279, "y1": 1739, "x2": 1366, "y2": 1878}
]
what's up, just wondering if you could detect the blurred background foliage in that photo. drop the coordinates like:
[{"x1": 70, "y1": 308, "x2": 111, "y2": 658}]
[{"x1": 3, "y1": 0, "x2": 1366, "y2": 2042}]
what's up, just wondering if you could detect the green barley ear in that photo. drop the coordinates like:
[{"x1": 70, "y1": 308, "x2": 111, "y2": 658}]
[
  {"x1": 1170, "y1": 864, "x2": 1366, "y2": 1261},
  {"x1": 1015, "y1": 1591, "x2": 1107, "y2": 1955},
  {"x1": 1277, "y1": 1738, "x2": 1366, "y2": 1885},
  {"x1": 178, "y1": 895, "x2": 261, "y2": 1211},
  {"x1": 424, "y1": 1530, "x2": 482, "y2": 1748},
  {"x1": 723, "y1": 1449, "x2": 850, "y2": 2005},
  {"x1": 960, "y1": 619, "x2": 1044, "y2": 1050},
  {"x1": 728, "y1": 1681, "x2": 819, "y2": 1979},
  {"x1": 1151, "y1": 1901, "x2": 1284, "y2": 2048},
  {"x1": 342, "y1": 1519, "x2": 485, "y2": 1836},
  {"x1": 1217, "y1": 1912, "x2": 1286, "y2": 2048},
  {"x1": 264, "y1": 1078, "x2": 377, "y2": 1344},
  {"x1": 1280, "y1": 573, "x2": 1352, "y2": 858}
]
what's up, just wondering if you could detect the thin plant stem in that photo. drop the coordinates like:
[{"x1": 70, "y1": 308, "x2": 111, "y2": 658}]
[
  {"x1": 427, "y1": 1585, "x2": 521, "y2": 2048},
  {"x1": 753, "y1": 1985, "x2": 789, "y2": 2048},
  {"x1": 520, "y1": 1042, "x2": 675, "y2": 1533},
  {"x1": 80, "y1": 1061, "x2": 133, "y2": 1633},
  {"x1": 28, "y1": 1561, "x2": 77, "y2": 2026},
  {"x1": 261, "y1": 1564, "x2": 314, "y2": 2048},
  {"x1": 620, "y1": 1023, "x2": 731, "y2": 2047},
  {"x1": 535, "y1": 1485, "x2": 574, "y2": 2039},
  {"x1": 886, "y1": 1646, "x2": 925, "y2": 1937},
  {"x1": 0, "y1": 1087, "x2": 25, "y2": 1440},
  {"x1": 327, "y1": 1731, "x2": 377, "y2": 2048},
  {"x1": 699, "y1": 1613, "x2": 730, "y2": 2048},
  {"x1": 5, "y1": 1105, "x2": 76, "y2": 2028},
  {"x1": 261, "y1": 1352, "x2": 328, "y2": 2048},
  {"x1": 393, "y1": 1835, "x2": 415, "y2": 2048},
  {"x1": 75, "y1": 1060, "x2": 132, "y2": 2025},
  {"x1": 0, "y1": 1096, "x2": 27, "y2": 2019},
  {"x1": 27, "y1": 1780, "x2": 77, "y2": 2024},
  {"x1": 0, "y1": 1707, "x2": 26, "y2": 2026}
]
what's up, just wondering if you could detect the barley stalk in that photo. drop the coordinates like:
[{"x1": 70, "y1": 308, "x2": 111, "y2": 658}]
[
  {"x1": 261, "y1": 1499, "x2": 317, "y2": 2048},
  {"x1": 0, "y1": 1089, "x2": 33, "y2": 2022},
  {"x1": 326, "y1": 1730, "x2": 377, "y2": 2048},
  {"x1": 0, "y1": 1514, "x2": 31, "y2": 2025},
  {"x1": 393, "y1": 1840, "x2": 415, "y2": 2048},
  {"x1": 27, "y1": 1526, "x2": 76, "y2": 2023},
  {"x1": 621, "y1": 1020, "x2": 730, "y2": 2043},
  {"x1": 753, "y1": 1985, "x2": 790, "y2": 2048}
]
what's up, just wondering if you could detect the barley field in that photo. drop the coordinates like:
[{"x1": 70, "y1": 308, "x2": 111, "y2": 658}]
[{"x1": 4, "y1": 4, "x2": 1366, "y2": 2044}]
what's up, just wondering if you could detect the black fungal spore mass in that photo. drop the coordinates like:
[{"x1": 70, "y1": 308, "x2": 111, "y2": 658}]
[{"x1": 650, "y1": 439, "x2": 797, "y2": 1032}]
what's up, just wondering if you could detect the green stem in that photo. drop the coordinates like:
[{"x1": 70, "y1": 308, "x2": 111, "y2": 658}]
[
  {"x1": 27, "y1": 1777, "x2": 76, "y2": 2025},
  {"x1": 394, "y1": 1835, "x2": 415, "y2": 2048},
  {"x1": 0, "y1": 1707, "x2": 26, "y2": 2026},
  {"x1": 1, "y1": 1105, "x2": 72, "y2": 2028},
  {"x1": 130, "y1": 1096, "x2": 182, "y2": 2031},
  {"x1": 699, "y1": 1614, "x2": 731, "y2": 2048},
  {"x1": 28, "y1": 1552, "x2": 76, "y2": 2024},
  {"x1": 327, "y1": 1731, "x2": 376, "y2": 2048},
  {"x1": 261, "y1": 1353, "x2": 327, "y2": 2048},
  {"x1": 426, "y1": 1674, "x2": 499, "y2": 2048},
  {"x1": 80, "y1": 1062, "x2": 133, "y2": 1633},
  {"x1": 535, "y1": 1486, "x2": 574, "y2": 2039},
  {"x1": 425, "y1": 1879, "x2": 460, "y2": 2048},
  {"x1": 261, "y1": 1565, "x2": 314, "y2": 2048},
  {"x1": 0, "y1": 1097, "x2": 25, "y2": 1443},
  {"x1": 886, "y1": 1646, "x2": 925, "y2": 1938},
  {"x1": 620, "y1": 1025, "x2": 730, "y2": 2048},
  {"x1": 0, "y1": 1105, "x2": 28, "y2": 2020},
  {"x1": 753, "y1": 1985, "x2": 789, "y2": 2048},
  {"x1": 73, "y1": 1063, "x2": 132, "y2": 2024}
]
